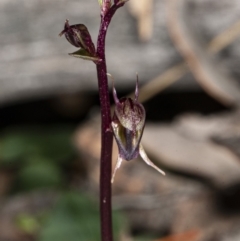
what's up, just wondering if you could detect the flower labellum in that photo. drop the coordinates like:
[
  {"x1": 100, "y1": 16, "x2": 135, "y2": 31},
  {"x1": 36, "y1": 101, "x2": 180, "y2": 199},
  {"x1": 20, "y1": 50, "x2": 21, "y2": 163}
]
[{"x1": 111, "y1": 75, "x2": 165, "y2": 183}]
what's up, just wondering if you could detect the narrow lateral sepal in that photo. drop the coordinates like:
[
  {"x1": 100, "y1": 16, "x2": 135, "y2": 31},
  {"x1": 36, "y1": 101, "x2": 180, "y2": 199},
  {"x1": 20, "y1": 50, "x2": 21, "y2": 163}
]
[
  {"x1": 139, "y1": 144, "x2": 165, "y2": 176},
  {"x1": 111, "y1": 154, "x2": 123, "y2": 183}
]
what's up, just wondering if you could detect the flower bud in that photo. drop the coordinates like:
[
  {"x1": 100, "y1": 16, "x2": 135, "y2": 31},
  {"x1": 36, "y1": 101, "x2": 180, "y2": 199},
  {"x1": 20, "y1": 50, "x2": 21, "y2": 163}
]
[
  {"x1": 111, "y1": 75, "x2": 165, "y2": 182},
  {"x1": 59, "y1": 19, "x2": 96, "y2": 56},
  {"x1": 98, "y1": 0, "x2": 111, "y2": 16}
]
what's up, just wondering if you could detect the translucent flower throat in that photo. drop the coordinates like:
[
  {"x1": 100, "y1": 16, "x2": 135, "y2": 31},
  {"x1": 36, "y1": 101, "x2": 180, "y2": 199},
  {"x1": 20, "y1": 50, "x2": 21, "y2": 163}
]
[{"x1": 111, "y1": 75, "x2": 165, "y2": 183}]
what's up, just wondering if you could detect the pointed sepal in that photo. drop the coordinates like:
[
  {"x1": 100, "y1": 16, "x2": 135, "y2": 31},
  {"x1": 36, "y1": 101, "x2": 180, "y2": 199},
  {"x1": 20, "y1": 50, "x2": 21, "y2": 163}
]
[
  {"x1": 139, "y1": 144, "x2": 165, "y2": 176},
  {"x1": 111, "y1": 154, "x2": 123, "y2": 183}
]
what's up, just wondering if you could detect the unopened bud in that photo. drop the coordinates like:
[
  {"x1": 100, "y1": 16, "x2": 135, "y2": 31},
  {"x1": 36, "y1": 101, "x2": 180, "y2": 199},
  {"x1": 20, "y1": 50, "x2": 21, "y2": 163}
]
[
  {"x1": 59, "y1": 19, "x2": 96, "y2": 56},
  {"x1": 100, "y1": 0, "x2": 111, "y2": 16}
]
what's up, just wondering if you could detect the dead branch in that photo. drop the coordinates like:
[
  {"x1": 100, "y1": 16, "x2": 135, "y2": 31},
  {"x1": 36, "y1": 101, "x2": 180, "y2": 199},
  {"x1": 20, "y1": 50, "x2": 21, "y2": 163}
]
[{"x1": 166, "y1": 0, "x2": 240, "y2": 106}]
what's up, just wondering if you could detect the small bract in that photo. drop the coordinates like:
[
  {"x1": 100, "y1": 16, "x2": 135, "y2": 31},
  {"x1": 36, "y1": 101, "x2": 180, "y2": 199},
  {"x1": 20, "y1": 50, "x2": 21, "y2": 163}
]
[{"x1": 111, "y1": 75, "x2": 165, "y2": 183}]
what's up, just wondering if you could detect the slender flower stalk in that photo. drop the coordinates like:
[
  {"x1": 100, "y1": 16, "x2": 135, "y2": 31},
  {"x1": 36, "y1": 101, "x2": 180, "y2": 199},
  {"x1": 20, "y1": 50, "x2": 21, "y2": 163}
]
[
  {"x1": 60, "y1": 2, "x2": 163, "y2": 241},
  {"x1": 95, "y1": 3, "x2": 125, "y2": 241},
  {"x1": 59, "y1": 3, "x2": 125, "y2": 240}
]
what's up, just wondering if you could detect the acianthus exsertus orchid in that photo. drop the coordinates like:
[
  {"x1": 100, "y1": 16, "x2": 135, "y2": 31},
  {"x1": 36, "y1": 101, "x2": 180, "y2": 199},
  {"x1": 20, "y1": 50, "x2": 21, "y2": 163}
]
[{"x1": 110, "y1": 74, "x2": 165, "y2": 182}]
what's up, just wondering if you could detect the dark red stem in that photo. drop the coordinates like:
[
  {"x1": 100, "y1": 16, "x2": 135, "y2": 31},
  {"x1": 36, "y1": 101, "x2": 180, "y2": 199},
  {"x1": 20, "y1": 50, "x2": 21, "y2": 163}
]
[{"x1": 96, "y1": 3, "x2": 124, "y2": 241}]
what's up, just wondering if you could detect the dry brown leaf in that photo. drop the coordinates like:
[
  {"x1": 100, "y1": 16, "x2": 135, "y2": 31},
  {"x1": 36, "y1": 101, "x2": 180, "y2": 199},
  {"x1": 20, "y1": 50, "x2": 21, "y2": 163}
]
[{"x1": 154, "y1": 229, "x2": 201, "y2": 241}]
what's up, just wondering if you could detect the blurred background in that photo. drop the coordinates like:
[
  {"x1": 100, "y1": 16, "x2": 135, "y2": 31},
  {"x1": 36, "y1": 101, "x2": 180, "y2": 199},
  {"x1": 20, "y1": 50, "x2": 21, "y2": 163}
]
[{"x1": 1, "y1": 0, "x2": 240, "y2": 240}]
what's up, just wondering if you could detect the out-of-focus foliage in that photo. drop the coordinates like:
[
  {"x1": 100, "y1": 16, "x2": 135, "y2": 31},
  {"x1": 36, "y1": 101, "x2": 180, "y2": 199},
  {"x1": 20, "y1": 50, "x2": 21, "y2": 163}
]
[
  {"x1": 18, "y1": 161, "x2": 63, "y2": 191},
  {"x1": 39, "y1": 192, "x2": 125, "y2": 241},
  {"x1": 0, "y1": 127, "x2": 74, "y2": 164},
  {"x1": 0, "y1": 126, "x2": 126, "y2": 240},
  {"x1": 16, "y1": 213, "x2": 42, "y2": 235},
  {"x1": 0, "y1": 126, "x2": 75, "y2": 191}
]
